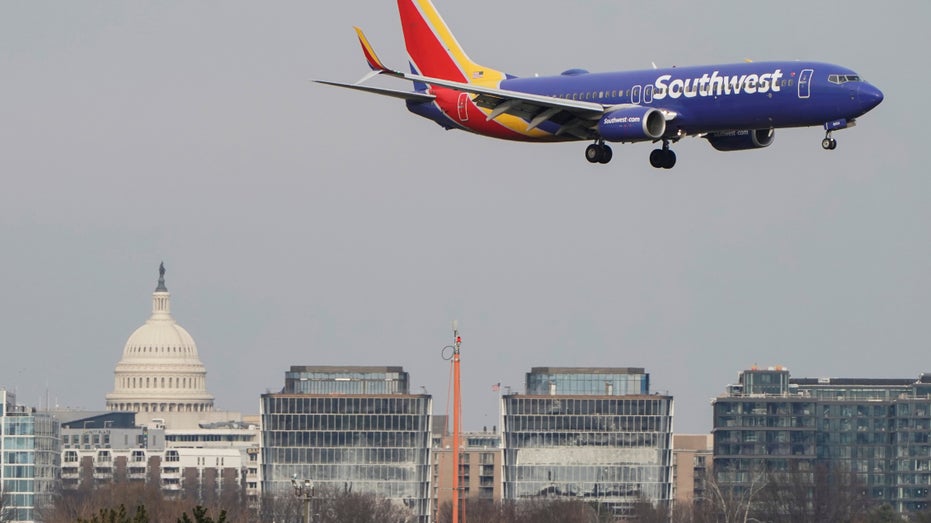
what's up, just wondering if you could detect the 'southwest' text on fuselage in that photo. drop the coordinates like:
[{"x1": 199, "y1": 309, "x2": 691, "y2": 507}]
[{"x1": 653, "y1": 69, "x2": 785, "y2": 99}]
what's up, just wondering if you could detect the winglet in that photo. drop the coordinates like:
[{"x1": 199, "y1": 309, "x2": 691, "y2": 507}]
[{"x1": 354, "y1": 27, "x2": 390, "y2": 72}]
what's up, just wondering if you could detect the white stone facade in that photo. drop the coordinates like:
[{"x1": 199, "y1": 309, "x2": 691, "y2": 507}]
[{"x1": 105, "y1": 265, "x2": 215, "y2": 414}]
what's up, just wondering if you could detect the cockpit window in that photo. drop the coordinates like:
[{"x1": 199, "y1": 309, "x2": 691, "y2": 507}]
[{"x1": 829, "y1": 74, "x2": 862, "y2": 84}]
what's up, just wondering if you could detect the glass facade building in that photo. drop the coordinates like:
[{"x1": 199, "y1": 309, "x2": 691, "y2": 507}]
[
  {"x1": 284, "y1": 366, "x2": 409, "y2": 395},
  {"x1": 526, "y1": 367, "x2": 649, "y2": 396},
  {"x1": 713, "y1": 368, "x2": 931, "y2": 514},
  {"x1": 502, "y1": 367, "x2": 673, "y2": 518},
  {"x1": 1, "y1": 390, "x2": 61, "y2": 523},
  {"x1": 261, "y1": 366, "x2": 433, "y2": 522}
]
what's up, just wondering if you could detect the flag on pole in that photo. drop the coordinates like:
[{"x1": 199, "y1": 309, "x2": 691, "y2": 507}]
[{"x1": 491, "y1": 382, "x2": 500, "y2": 392}]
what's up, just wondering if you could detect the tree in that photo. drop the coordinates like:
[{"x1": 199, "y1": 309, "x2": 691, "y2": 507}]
[
  {"x1": 435, "y1": 498, "x2": 595, "y2": 523},
  {"x1": 910, "y1": 508, "x2": 931, "y2": 523},
  {"x1": 177, "y1": 506, "x2": 227, "y2": 523},
  {"x1": 0, "y1": 488, "x2": 12, "y2": 523},
  {"x1": 865, "y1": 504, "x2": 906, "y2": 523},
  {"x1": 703, "y1": 463, "x2": 768, "y2": 523},
  {"x1": 630, "y1": 498, "x2": 670, "y2": 523},
  {"x1": 257, "y1": 492, "x2": 302, "y2": 523},
  {"x1": 752, "y1": 464, "x2": 875, "y2": 523},
  {"x1": 40, "y1": 482, "x2": 250, "y2": 523},
  {"x1": 76, "y1": 504, "x2": 148, "y2": 523}
]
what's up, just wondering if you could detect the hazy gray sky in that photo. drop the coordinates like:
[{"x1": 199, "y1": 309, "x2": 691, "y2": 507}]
[{"x1": 1, "y1": 1, "x2": 927, "y2": 433}]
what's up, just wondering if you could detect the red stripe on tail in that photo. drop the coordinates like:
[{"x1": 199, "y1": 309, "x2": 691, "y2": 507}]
[{"x1": 397, "y1": 0, "x2": 466, "y2": 81}]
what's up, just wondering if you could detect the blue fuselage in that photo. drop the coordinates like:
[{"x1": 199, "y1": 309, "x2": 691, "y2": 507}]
[
  {"x1": 410, "y1": 61, "x2": 883, "y2": 142},
  {"x1": 507, "y1": 61, "x2": 881, "y2": 139}
]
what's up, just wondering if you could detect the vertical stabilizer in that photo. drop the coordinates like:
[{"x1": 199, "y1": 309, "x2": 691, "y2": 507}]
[{"x1": 397, "y1": 0, "x2": 505, "y2": 85}]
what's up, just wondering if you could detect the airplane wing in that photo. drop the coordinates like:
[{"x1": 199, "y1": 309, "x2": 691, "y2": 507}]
[
  {"x1": 319, "y1": 68, "x2": 611, "y2": 139},
  {"x1": 316, "y1": 26, "x2": 674, "y2": 139},
  {"x1": 397, "y1": 72, "x2": 607, "y2": 137},
  {"x1": 315, "y1": 80, "x2": 435, "y2": 103}
]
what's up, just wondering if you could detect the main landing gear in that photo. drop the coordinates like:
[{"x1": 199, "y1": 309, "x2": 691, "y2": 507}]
[
  {"x1": 821, "y1": 131, "x2": 837, "y2": 150},
  {"x1": 649, "y1": 140, "x2": 677, "y2": 169},
  {"x1": 584, "y1": 139, "x2": 678, "y2": 169},
  {"x1": 585, "y1": 141, "x2": 613, "y2": 164}
]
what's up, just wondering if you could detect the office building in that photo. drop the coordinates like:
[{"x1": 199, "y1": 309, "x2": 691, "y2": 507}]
[
  {"x1": 1, "y1": 390, "x2": 61, "y2": 523},
  {"x1": 56, "y1": 411, "x2": 254, "y2": 502},
  {"x1": 501, "y1": 367, "x2": 674, "y2": 518},
  {"x1": 713, "y1": 367, "x2": 931, "y2": 514},
  {"x1": 261, "y1": 366, "x2": 433, "y2": 522}
]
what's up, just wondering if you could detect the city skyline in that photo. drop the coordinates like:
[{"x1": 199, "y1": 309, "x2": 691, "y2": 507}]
[{"x1": 3, "y1": 0, "x2": 929, "y2": 434}]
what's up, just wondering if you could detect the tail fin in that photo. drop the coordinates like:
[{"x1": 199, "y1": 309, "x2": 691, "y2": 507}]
[{"x1": 396, "y1": 0, "x2": 505, "y2": 85}]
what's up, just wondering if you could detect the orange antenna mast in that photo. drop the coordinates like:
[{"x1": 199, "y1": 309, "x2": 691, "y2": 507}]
[
  {"x1": 441, "y1": 320, "x2": 465, "y2": 523},
  {"x1": 452, "y1": 320, "x2": 463, "y2": 523}
]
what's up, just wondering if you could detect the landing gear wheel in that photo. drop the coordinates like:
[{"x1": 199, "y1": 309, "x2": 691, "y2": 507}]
[
  {"x1": 829, "y1": 139, "x2": 837, "y2": 150},
  {"x1": 598, "y1": 145, "x2": 613, "y2": 164},
  {"x1": 822, "y1": 138, "x2": 833, "y2": 150},
  {"x1": 662, "y1": 149, "x2": 676, "y2": 169},
  {"x1": 585, "y1": 143, "x2": 613, "y2": 164},
  {"x1": 585, "y1": 144, "x2": 602, "y2": 163},
  {"x1": 650, "y1": 149, "x2": 676, "y2": 169},
  {"x1": 650, "y1": 149, "x2": 664, "y2": 168}
]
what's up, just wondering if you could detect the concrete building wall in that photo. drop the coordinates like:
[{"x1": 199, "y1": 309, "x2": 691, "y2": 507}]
[{"x1": 672, "y1": 434, "x2": 712, "y2": 504}]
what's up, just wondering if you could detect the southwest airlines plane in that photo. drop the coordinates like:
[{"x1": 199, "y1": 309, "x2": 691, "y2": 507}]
[{"x1": 319, "y1": 0, "x2": 883, "y2": 169}]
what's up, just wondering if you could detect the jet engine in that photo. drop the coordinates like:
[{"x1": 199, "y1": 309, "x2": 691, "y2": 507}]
[
  {"x1": 705, "y1": 129, "x2": 775, "y2": 151},
  {"x1": 597, "y1": 106, "x2": 666, "y2": 142}
]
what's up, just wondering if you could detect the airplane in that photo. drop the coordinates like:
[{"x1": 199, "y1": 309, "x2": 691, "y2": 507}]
[{"x1": 317, "y1": 0, "x2": 883, "y2": 169}]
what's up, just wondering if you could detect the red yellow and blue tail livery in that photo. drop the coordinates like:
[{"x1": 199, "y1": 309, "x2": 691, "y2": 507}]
[{"x1": 317, "y1": 0, "x2": 883, "y2": 169}]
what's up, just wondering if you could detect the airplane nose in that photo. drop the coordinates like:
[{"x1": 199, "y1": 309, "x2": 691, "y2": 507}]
[{"x1": 858, "y1": 84, "x2": 884, "y2": 112}]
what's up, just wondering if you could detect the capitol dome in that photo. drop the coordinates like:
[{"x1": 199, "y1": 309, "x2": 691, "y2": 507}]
[{"x1": 105, "y1": 263, "x2": 215, "y2": 413}]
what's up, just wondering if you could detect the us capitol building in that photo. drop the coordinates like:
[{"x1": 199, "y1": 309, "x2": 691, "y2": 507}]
[
  {"x1": 53, "y1": 264, "x2": 260, "y2": 501},
  {"x1": 105, "y1": 262, "x2": 215, "y2": 417}
]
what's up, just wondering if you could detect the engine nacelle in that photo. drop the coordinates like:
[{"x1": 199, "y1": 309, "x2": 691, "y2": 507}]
[
  {"x1": 597, "y1": 106, "x2": 666, "y2": 142},
  {"x1": 706, "y1": 129, "x2": 775, "y2": 151}
]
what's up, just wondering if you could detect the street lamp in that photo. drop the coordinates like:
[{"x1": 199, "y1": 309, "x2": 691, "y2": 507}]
[{"x1": 291, "y1": 476, "x2": 315, "y2": 523}]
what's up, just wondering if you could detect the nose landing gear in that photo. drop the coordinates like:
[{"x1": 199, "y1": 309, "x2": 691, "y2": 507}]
[
  {"x1": 821, "y1": 119, "x2": 851, "y2": 150},
  {"x1": 585, "y1": 141, "x2": 613, "y2": 164}
]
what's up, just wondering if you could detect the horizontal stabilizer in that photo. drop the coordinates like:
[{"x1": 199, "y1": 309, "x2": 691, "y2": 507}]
[{"x1": 314, "y1": 80, "x2": 435, "y2": 103}]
